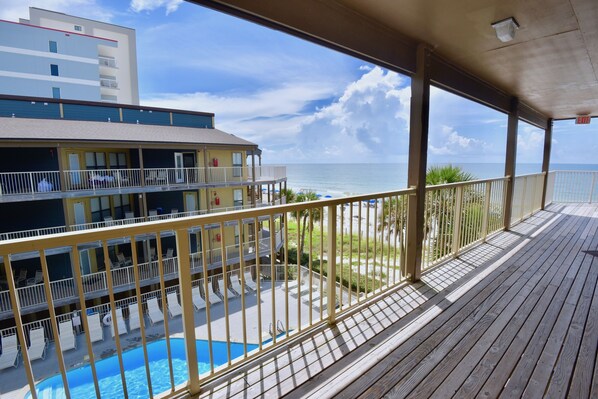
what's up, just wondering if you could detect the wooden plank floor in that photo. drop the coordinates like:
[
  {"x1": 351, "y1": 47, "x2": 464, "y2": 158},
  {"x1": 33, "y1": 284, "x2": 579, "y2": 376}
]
[{"x1": 197, "y1": 203, "x2": 598, "y2": 399}]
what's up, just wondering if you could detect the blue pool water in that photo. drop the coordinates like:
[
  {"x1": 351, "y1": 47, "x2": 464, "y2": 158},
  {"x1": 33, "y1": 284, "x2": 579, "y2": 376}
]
[{"x1": 29, "y1": 339, "x2": 258, "y2": 399}]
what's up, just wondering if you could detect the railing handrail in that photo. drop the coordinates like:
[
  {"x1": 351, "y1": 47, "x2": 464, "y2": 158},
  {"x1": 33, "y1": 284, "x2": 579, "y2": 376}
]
[
  {"x1": 425, "y1": 175, "x2": 510, "y2": 191},
  {"x1": 512, "y1": 171, "x2": 546, "y2": 179}
]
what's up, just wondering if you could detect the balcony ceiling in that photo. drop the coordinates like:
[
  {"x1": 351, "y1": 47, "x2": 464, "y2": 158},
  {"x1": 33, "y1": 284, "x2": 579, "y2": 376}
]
[{"x1": 194, "y1": 0, "x2": 598, "y2": 120}]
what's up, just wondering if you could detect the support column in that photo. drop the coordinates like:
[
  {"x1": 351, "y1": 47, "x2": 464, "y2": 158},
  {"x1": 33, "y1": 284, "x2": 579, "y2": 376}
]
[
  {"x1": 138, "y1": 147, "x2": 145, "y2": 187},
  {"x1": 251, "y1": 153, "x2": 256, "y2": 207},
  {"x1": 203, "y1": 146, "x2": 211, "y2": 213},
  {"x1": 56, "y1": 147, "x2": 70, "y2": 229},
  {"x1": 541, "y1": 119, "x2": 553, "y2": 209},
  {"x1": 405, "y1": 44, "x2": 431, "y2": 283},
  {"x1": 503, "y1": 97, "x2": 519, "y2": 229}
]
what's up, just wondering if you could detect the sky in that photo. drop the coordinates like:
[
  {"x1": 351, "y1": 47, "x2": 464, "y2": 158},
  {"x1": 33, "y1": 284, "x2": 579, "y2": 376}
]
[{"x1": 1, "y1": 0, "x2": 596, "y2": 165}]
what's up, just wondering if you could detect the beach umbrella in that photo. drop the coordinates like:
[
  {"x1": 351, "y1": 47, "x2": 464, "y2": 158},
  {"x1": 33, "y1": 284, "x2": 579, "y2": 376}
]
[
  {"x1": 325, "y1": 195, "x2": 332, "y2": 198},
  {"x1": 316, "y1": 194, "x2": 322, "y2": 198}
]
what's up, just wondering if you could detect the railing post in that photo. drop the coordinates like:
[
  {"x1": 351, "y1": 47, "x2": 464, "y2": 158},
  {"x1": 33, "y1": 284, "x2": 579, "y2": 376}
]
[
  {"x1": 29, "y1": 172, "x2": 35, "y2": 194},
  {"x1": 481, "y1": 181, "x2": 492, "y2": 241},
  {"x1": 327, "y1": 204, "x2": 337, "y2": 325},
  {"x1": 175, "y1": 227, "x2": 200, "y2": 394},
  {"x1": 452, "y1": 186, "x2": 464, "y2": 258},
  {"x1": 405, "y1": 44, "x2": 431, "y2": 283}
]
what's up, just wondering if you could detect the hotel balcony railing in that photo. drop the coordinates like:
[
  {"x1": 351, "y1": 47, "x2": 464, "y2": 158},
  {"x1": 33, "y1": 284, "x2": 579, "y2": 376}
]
[
  {"x1": 0, "y1": 231, "x2": 283, "y2": 315},
  {"x1": 0, "y1": 170, "x2": 581, "y2": 398},
  {"x1": 98, "y1": 56, "x2": 117, "y2": 68},
  {"x1": 0, "y1": 166, "x2": 287, "y2": 198},
  {"x1": 0, "y1": 200, "x2": 285, "y2": 242},
  {"x1": 99, "y1": 78, "x2": 118, "y2": 89}
]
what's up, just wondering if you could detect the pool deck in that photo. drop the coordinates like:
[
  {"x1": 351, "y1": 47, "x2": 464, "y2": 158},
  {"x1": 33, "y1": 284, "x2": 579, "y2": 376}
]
[{"x1": 0, "y1": 281, "x2": 338, "y2": 398}]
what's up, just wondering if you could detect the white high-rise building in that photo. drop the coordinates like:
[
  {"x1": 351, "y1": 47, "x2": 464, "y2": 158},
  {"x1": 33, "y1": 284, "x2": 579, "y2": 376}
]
[{"x1": 0, "y1": 7, "x2": 139, "y2": 105}]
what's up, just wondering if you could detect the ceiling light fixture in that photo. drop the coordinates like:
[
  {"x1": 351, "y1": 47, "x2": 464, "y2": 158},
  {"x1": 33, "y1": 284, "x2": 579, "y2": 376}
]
[{"x1": 491, "y1": 17, "x2": 519, "y2": 43}]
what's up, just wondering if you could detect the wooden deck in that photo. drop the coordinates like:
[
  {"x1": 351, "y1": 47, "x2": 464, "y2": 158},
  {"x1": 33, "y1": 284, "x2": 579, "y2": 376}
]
[{"x1": 198, "y1": 203, "x2": 598, "y2": 399}]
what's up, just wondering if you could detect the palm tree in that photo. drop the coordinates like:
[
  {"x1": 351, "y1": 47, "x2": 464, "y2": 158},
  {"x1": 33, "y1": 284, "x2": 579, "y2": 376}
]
[
  {"x1": 295, "y1": 191, "x2": 321, "y2": 257},
  {"x1": 424, "y1": 165, "x2": 476, "y2": 260},
  {"x1": 282, "y1": 188, "x2": 321, "y2": 258},
  {"x1": 426, "y1": 164, "x2": 475, "y2": 185},
  {"x1": 378, "y1": 165, "x2": 477, "y2": 263}
]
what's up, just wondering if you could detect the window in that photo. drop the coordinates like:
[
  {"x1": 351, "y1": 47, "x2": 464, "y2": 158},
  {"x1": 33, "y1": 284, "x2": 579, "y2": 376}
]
[
  {"x1": 74, "y1": 25, "x2": 82, "y2": 31},
  {"x1": 90, "y1": 195, "x2": 131, "y2": 222},
  {"x1": 112, "y1": 194, "x2": 131, "y2": 219},
  {"x1": 90, "y1": 196, "x2": 111, "y2": 223},
  {"x1": 234, "y1": 224, "x2": 240, "y2": 246},
  {"x1": 109, "y1": 152, "x2": 127, "y2": 169},
  {"x1": 232, "y1": 152, "x2": 243, "y2": 177},
  {"x1": 233, "y1": 189, "x2": 243, "y2": 209},
  {"x1": 52, "y1": 87, "x2": 60, "y2": 99},
  {"x1": 50, "y1": 64, "x2": 59, "y2": 76},
  {"x1": 85, "y1": 152, "x2": 106, "y2": 170},
  {"x1": 49, "y1": 41, "x2": 57, "y2": 53}
]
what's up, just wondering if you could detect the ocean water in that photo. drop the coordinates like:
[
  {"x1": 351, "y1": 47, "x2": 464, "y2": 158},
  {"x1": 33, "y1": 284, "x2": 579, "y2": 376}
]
[{"x1": 282, "y1": 163, "x2": 598, "y2": 196}]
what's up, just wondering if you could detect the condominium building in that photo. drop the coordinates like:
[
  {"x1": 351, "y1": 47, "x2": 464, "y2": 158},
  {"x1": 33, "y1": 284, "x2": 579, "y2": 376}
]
[
  {"x1": 0, "y1": 94, "x2": 286, "y2": 325},
  {"x1": 0, "y1": 7, "x2": 139, "y2": 104}
]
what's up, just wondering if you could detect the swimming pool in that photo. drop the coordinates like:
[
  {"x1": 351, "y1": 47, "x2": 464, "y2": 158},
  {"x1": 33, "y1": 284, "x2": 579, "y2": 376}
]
[{"x1": 28, "y1": 338, "x2": 258, "y2": 399}]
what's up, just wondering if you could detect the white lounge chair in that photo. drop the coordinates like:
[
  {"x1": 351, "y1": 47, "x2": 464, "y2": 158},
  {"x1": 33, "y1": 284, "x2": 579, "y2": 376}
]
[
  {"x1": 244, "y1": 271, "x2": 258, "y2": 291},
  {"x1": 58, "y1": 321, "x2": 76, "y2": 352},
  {"x1": 191, "y1": 286, "x2": 206, "y2": 311},
  {"x1": 87, "y1": 313, "x2": 104, "y2": 343},
  {"x1": 27, "y1": 327, "x2": 47, "y2": 361},
  {"x1": 146, "y1": 298, "x2": 164, "y2": 325},
  {"x1": 110, "y1": 309, "x2": 127, "y2": 338},
  {"x1": 230, "y1": 274, "x2": 248, "y2": 294},
  {"x1": 27, "y1": 270, "x2": 43, "y2": 286},
  {"x1": 207, "y1": 280, "x2": 221, "y2": 305},
  {"x1": 218, "y1": 278, "x2": 238, "y2": 298},
  {"x1": 167, "y1": 292, "x2": 183, "y2": 318},
  {"x1": 128, "y1": 303, "x2": 143, "y2": 331},
  {"x1": 0, "y1": 334, "x2": 19, "y2": 370},
  {"x1": 163, "y1": 248, "x2": 174, "y2": 258}
]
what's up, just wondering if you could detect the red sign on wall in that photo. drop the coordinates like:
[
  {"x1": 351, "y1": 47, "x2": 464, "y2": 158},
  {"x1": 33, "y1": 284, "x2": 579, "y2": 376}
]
[{"x1": 576, "y1": 115, "x2": 591, "y2": 124}]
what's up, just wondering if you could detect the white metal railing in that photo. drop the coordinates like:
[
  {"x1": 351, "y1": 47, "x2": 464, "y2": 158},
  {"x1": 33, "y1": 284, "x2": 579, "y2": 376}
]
[
  {"x1": 511, "y1": 173, "x2": 545, "y2": 225},
  {"x1": 0, "y1": 166, "x2": 286, "y2": 198},
  {"x1": 14, "y1": 277, "x2": 76, "y2": 309},
  {"x1": 70, "y1": 216, "x2": 147, "y2": 231},
  {"x1": 547, "y1": 170, "x2": 598, "y2": 203},
  {"x1": 0, "y1": 171, "x2": 61, "y2": 196},
  {"x1": 63, "y1": 168, "x2": 141, "y2": 191},
  {"x1": 100, "y1": 78, "x2": 118, "y2": 88},
  {"x1": 0, "y1": 226, "x2": 67, "y2": 241},
  {"x1": 422, "y1": 177, "x2": 508, "y2": 271},
  {"x1": 98, "y1": 56, "x2": 117, "y2": 68},
  {"x1": 249, "y1": 165, "x2": 287, "y2": 181}
]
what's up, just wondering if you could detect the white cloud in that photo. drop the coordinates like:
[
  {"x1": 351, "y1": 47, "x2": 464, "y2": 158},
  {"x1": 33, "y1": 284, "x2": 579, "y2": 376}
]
[
  {"x1": 282, "y1": 67, "x2": 411, "y2": 163},
  {"x1": 0, "y1": 0, "x2": 113, "y2": 22},
  {"x1": 130, "y1": 0, "x2": 183, "y2": 15},
  {"x1": 517, "y1": 125, "x2": 544, "y2": 151},
  {"x1": 143, "y1": 66, "x2": 411, "y2": 164},
  {"x1": 429, "y1": 125, "x2": 484, "y2": 155}
]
